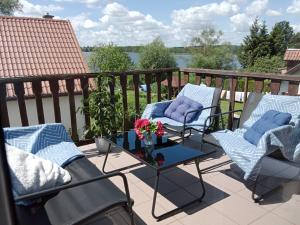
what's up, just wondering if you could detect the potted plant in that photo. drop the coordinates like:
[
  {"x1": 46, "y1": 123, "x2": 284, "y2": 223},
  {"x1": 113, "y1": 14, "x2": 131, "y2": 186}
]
[{"x1": 82, "y1": 73, "x2": 123, "y2": 152}]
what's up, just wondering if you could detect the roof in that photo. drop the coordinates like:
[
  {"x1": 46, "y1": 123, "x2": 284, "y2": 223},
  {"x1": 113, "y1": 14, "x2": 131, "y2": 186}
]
[
  {"x1": 161, "y1": 75, "x2": 187, "y2": 87},
  {"x1": 284, "y1": 49, "x2": 300, "y2": 61},
  {"x1": 0, "y1": 16, "x2": 90, "y2": 98}
]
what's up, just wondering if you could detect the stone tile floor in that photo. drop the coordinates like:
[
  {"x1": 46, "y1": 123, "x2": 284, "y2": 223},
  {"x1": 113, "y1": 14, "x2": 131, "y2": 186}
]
[{"x1": 79, "y1": 135, "x2": 300, "y2": 225}]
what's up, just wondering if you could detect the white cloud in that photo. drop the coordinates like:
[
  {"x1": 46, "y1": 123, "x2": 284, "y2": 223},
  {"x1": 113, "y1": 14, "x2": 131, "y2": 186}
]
[
  {"x1": 75, "y1": 2, "x2": 173, "y2": 46},
  {"x1": 70, "y1": 14, "x2": 98, "y2": 30},
  {"x1": 292, "y1": 24, "x2": 300, "y2": 32},
  {"x1": 245, "y1": 0, "x2": 268, "y2": 16},
  {"x1": 287, "y1": 0, "x2": 300, "y2": 14},
  {"x1": 54, "y1": 0, "x2": 104, "y2": 8},
  {"x1": 230, "y1": 13, "x2": 252, "y2": 32},
  {"x1": 266, "y1": 9, "x2": 282, "y2": 16},
  {"x1": 15, "y1": 0, "x2": 63, "y2": 17}
]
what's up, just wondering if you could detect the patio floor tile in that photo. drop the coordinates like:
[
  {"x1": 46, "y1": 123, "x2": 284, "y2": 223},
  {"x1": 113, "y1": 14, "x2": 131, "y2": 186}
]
[
  {"x1": 249, "y1": 212, "x2": 293, "y2": 225},
  {"x1": 212, "y1": 194, "x2": 267, "y2": 225},
  {"x1": 272, "y1": 198, "x2": 300, "y2": 224}
]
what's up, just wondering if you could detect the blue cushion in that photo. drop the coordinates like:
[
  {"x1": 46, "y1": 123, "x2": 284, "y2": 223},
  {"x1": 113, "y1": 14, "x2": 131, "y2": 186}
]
[
  {"x1": 152, "y1": 102, "x2": 172, "y2": 118},
  {"x1": 164, "y1": 96, "x2": 203, "y2": 123},
  {"x1": 244, "y1": 110, "x2": 292, "y2": 145}
]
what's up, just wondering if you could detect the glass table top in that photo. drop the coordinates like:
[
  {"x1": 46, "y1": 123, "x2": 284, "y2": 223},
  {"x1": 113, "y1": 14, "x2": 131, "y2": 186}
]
[{"x1": 105, "y1": 130, "x2": 211, "y2": 171}]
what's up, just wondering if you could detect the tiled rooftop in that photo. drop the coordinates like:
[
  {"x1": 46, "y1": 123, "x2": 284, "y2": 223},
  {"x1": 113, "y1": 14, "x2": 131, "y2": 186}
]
[
  {"x1": 284, "y1": 49, "x2": 300, "y2": 61},
  {"x1": 79, "y1": 134, "x2": 300, "y2": 225},
  {"x1": 0, "y1": 16, "x2": 90, "y2": 98}
]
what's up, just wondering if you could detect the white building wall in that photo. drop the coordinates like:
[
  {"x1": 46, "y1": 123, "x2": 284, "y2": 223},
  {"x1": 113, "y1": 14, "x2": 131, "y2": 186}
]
[{"x1": 7, "y1": 95, "x2": 86, "y2": 139}]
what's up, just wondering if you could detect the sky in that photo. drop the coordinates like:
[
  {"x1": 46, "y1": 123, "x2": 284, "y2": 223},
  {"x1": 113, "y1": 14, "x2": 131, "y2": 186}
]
[{"x1": 14, "y1": 0, "x2": 300, "y2": 47}]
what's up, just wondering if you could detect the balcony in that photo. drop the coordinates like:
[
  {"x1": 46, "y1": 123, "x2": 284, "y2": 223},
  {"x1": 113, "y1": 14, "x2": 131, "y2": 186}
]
[{"x1": 0, "y1": 68, "x2": 299, "y2": 225}]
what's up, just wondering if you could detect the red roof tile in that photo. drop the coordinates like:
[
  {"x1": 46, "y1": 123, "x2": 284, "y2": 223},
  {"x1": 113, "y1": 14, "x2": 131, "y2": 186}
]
[
  {"x1": 0, "y1": 16, "x2": 90, "y2": 98},
  {"x1": 284, "y1": 49, "x2": 300, "y2": 61}
]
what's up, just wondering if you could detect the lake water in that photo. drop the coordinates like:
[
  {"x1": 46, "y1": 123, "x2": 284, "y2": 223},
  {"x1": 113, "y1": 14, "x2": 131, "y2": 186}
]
[{"x1": 83, "y1": 52, "x2": 240, "y2": 69}]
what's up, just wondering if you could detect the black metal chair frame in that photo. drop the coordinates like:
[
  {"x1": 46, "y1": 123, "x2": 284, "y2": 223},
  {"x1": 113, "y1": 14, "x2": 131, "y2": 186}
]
[
  {"x1": 163, "y1": 105, "x2": 219, "y2": 142},
  {"x1": 202, "y1": 109, "x2": 280, "y2": 203},
  {"x1": 0, "y1": 123, "x2": 135, "y2": 225}
]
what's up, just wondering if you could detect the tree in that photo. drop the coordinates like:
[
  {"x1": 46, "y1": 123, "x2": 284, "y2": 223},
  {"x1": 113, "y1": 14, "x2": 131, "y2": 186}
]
[
  {"x1": 238, "y1": 18, "x2": 272, "y2": 68},
  {"x1": 289, "y1": 32, "x2": 300, "y2": 49},
  {"x1": 0, "y1": 0, "x2": 22, "y2": 15},
  {"x1": 139, "y1": 38, "x2": 176, "y2": 69},
  {"x1": 189, "y1": 27, "x2": 235, "y2": 70},
  {"x1": 89, "y1": 43, "x2": 133, "y2": 72},
  {"x1": 245, "y1": 56, "x2": 284, "y2": 73},
  {"x1": 270, "y1": 21, "x2": 294, "y2": 56}
]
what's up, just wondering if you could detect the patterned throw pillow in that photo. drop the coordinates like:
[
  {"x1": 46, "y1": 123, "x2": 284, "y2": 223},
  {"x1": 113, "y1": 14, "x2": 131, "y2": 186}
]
[
  {"x1": 244, "y1": 110, "x2": 291, "y2": 145},
  {"x1": 164, "y1": 96, "x2": 203, "y2": 123}
]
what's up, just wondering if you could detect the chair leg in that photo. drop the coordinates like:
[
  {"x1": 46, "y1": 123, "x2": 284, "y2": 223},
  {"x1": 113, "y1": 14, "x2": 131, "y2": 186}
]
[{"x1": 252, "y1": 174, "x2": 263, "y2": 203}]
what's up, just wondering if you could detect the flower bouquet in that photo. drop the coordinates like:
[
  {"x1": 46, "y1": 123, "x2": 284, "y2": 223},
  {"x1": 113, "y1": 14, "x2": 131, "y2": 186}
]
[{"x1": 134, "y1": 119, "x2": 164, "y2": 147}]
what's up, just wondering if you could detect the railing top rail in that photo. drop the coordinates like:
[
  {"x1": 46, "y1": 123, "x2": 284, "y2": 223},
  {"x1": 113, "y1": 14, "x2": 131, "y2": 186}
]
[
  {"x1": 180, "y1": 68, "x2": 300, "y2": 82},
  {"x1": 0, "y1": 68, "x2": 180, "y2": 84}
]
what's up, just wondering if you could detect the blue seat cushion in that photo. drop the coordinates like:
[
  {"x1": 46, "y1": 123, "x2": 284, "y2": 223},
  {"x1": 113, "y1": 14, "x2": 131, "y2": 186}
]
[
  {"x1": 164, "y1": 96, "x2": 203, "y2": 123},
  {"x1": 244, "y1": 110, "x2": 292, "y2": 145}
]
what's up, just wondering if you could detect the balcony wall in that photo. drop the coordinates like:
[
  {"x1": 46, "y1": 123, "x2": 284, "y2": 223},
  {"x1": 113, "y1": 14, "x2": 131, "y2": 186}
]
[{"x1": 0, "y1": 68, "x2": 299, "y2": 144}]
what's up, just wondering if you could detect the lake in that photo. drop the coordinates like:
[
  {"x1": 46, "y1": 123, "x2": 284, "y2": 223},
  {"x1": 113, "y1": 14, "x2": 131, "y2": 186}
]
[{"x1": 83, "y1": 52, "x2": 240, "y2": 69}]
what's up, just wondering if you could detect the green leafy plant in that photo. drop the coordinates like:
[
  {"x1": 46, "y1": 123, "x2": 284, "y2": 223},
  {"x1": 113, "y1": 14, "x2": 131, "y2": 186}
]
[{"x1": 83, "y1": 74, "x2": 123, "y2": 138}]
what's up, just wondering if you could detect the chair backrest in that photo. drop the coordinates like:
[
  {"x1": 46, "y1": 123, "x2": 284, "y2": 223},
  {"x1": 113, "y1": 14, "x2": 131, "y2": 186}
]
[
  {"x1": 177, "y1": 83, "x2": 221, "y2": 124},
  {"x1": 239, "y1": 93, "x2": 300, "y2": 129}
]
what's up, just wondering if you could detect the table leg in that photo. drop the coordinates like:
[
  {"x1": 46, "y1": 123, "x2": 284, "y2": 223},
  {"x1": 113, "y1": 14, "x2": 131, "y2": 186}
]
[
  {"x1": 101, "y1": 142, "x2": 143, "y2": 174},
  {"x1": 102, "y1": 142, "x2": 112, "y2": 174},
  {"x1": 151, "y1": 159, "x2": 206, "y2": 221}
]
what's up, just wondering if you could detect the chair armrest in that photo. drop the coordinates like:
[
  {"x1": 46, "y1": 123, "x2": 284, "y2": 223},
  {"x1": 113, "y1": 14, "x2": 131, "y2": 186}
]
[
  {"x1": 204, "y1": 109, "x2": 243, "y2": 131},
  {"x1": 183, "y1": 105, "x2": 218, "y2": 130},
  {"x1": 15, "y1": 171, "x2": 132, "y2": 206}
]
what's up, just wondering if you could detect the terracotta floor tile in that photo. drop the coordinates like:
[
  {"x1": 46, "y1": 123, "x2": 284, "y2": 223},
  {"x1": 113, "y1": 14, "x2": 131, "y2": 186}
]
[{"x1": 272, "y1": 198, "x2": 300, "y2": 224}]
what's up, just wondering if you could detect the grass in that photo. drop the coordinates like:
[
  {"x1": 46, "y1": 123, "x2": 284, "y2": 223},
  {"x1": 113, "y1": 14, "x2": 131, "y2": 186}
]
[{"x1": 127, "y1": 89, "x2": 244, "y2": 117}]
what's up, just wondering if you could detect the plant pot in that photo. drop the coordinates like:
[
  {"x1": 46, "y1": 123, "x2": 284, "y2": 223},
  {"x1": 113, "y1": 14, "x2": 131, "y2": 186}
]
[{"x1": 94, "y1": 136, "x2": 109, "y2": 153}]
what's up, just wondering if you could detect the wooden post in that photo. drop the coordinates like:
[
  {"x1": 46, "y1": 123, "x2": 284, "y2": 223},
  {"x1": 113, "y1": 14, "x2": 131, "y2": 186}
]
[
  {"x1": 145, "y1": 73, "x2": 151, "y2": 104},
  {"x1": 32, "y1": 80, "x2": 45, "y2": 124},
  {"x1": 156, "y1": 73, "x2": 162, "y2": 102},
  {"x1": 167, "y1": 72, "x2": 173, "y2": 100},
  {"x1": 133, "y1": 74, "x2": 140, "y2": 116},
  {"x1": 120, "y1": 74, "x2": 129, "y2": 131},
  {"x1": 14, "y1": 82, "x2": 29, "y2": 126},
  {"x1": 49, "y1": 80, "x2": 61, "y2": 123},
  {"x1": 66, "y1": 79, "x2": 78, "y2": 141},
  {"x1": 0, "y1": 84, "x2": 10, "y2": 127},
  {"x1": 80, "y1": 77, "x2": 90, "y2": 129},
  {"x1": 228, "y1": 77, "x2": 237, "y2": 130}
]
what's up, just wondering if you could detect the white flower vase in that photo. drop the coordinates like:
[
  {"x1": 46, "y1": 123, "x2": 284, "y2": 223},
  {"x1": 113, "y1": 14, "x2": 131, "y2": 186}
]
[{"x1": 94, "y1": 136, "x2": 109, "y2": 154}]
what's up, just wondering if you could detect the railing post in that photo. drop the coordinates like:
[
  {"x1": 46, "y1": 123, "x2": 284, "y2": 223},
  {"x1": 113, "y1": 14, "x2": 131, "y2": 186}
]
[
  {"x1": 243, "y1": 77, "x2": 248, "y2": 103},
  {"x1": 145, "y1": 73, "x2": 152, "y2": 104},
  {"x1": 133, "y1": 74, "x2": 140, "y2": 116},
  {"x1": 205, "y1": 75, "x2": 212, "y2": 87},
  {"x1": 195, "y1": 73, "x2": 201, "y2": 85},
  {"x1": 270, "y1": 79, "x2": 281, "y2": 95},
  {"x1": 156, "y1": 73, "x2": 162, "y2": 102},
  {"x1": 183, "y1": 72, "x2": 189, "y2": 83},
  {"x1": 49, "y1": 80, "x2": 62, "y2": 123},
  {"x1": 167, "y1": 72, "x2": 173, "y2": 99},
  {"x1": 228, "y1": 77, "x2": 237, "y2": 130},
  {"x1": 0, "y1": 84, "x2": 10, "y2": 127},
  {"x1": 32, "y1": 80, "x2": 45, "y2": 124},
  {"x1": 254, "y1": 78, "x2": 264, "y2": 93},
  {"x1": 14, "y1": 82, "x2": 29, "y2": 126},
  {"x1": 66, "y1": 79, "x2": 79, "y2": 141},
  {"x1": 288, "y1": 81, "x2": 299, "y2": 96},
  {"x1": 80, "y1": 77, "x2": 90, "y2": 130},
  {"x1": 120, "y1": 74, "x2": 129, "y2": 131}
]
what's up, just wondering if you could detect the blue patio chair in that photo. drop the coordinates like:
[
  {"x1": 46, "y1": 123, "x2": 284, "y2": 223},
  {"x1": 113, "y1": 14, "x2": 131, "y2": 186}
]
[
  {"x1": 0, "y1": 123, "x2": 134, "y2": 225},
  {"x1": 142, "y1": 83, "x2": 222, "y2": 141},
  {"x1": 204, "y1": 93, "x2": 300, "y2": 202}
]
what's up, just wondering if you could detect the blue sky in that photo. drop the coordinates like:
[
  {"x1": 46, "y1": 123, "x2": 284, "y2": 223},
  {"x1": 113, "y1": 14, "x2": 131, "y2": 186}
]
[{"x1": 15, "y1": 0, "x2": 300, "y2": 46}]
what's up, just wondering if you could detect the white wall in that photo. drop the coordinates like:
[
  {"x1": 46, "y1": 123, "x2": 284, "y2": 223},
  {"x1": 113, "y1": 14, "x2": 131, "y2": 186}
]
[{"x1": 7, "y1": 95, "x2": 86, "y2": 139}]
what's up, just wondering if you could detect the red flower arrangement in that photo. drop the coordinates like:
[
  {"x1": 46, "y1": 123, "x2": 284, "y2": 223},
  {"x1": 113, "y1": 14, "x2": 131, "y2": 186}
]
[{"x1": 134, "y1": 118, "x2": 164, "y2": 140}]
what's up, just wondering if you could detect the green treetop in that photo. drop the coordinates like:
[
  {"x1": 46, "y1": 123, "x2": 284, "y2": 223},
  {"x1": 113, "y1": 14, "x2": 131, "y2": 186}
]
[{"x1": 0, "y1": 0, "x2": 22, "y2": 15}]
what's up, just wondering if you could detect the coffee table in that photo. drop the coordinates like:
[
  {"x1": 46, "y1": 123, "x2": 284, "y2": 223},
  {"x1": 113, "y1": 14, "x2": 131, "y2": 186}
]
[{"x1": 102, "y1": 130, "x2": 214, "y2": 221}]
